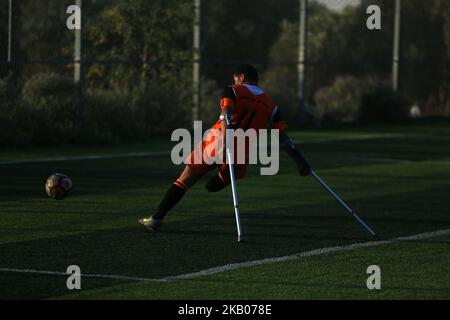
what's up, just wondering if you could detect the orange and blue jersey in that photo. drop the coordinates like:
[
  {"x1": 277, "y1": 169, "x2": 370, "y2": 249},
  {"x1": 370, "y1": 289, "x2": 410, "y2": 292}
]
[{"x1": 212, "y1": 84, "x2": 288, "y2": 132}]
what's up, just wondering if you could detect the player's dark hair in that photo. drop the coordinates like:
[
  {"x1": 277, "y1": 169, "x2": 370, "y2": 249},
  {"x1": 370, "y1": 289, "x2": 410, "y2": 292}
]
[{"x1": 233, "y1": 64, "x2": 259, "y2": 83}]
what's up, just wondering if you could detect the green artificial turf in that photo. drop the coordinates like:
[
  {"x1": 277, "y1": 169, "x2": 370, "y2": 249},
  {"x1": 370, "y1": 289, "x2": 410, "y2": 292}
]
[{"x1": 1, "y1": 122, "x2": 450, "y2": 299}]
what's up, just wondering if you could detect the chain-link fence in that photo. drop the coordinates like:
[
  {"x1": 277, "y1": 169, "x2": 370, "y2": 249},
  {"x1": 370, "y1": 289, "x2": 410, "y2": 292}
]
[{"x1": 1, "y1": 0, "x2": 449, "y2": 146}]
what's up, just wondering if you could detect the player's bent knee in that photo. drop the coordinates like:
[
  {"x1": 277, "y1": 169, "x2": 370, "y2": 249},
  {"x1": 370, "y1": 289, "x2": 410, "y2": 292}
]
[{"x1": 206, "y1": 175, "x2": 229, "y2": 192}]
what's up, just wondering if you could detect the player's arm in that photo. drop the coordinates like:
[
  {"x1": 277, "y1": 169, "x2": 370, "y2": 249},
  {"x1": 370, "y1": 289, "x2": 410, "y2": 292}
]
[
  {"x1": 218, "y1": 86, "x2": 236, "y2": 144},
  {"x1": 280, "y1": 131, "x2": 311, "y2": 176},
  {"x1": 271, "y1": 107, "x2": 311, "y2": 176}
]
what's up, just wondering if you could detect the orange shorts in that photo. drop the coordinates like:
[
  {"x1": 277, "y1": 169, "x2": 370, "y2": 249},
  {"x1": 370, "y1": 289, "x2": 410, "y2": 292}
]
[{"x1": 185, "y1": 134, "x2": 248, "y2": 182}]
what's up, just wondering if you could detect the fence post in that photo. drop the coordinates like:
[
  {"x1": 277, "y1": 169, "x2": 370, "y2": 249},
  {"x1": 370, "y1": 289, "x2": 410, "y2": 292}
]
[
  {"x1": 298, "y1": 0, "x2": 308, "y2": 123},
  {"x1": 74, "y1": 0, "x2": 83, "y2": 87},
  {"x1": 74, "y1": 0, "x2": 84, "y2": 131},
  {"x1": 193, "y1": 0, "x2": 201, "y2": 127},
  {"x1": 8, "y1": 0, "x2": 12, "y2": 62},
  {"x1": 392, "y1": 0, "x2": 401, "y2": 92}
]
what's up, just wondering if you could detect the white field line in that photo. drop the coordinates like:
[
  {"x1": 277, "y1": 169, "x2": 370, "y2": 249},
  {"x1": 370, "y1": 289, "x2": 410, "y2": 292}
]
[
  {"x1": 336, "y1": 155, "x2": 411, "y2": 164},
  {"x1": 0, "y1": 151, "x2": 170, "y2": 165},
  {"x1": 0, "y1": 132, "x2": 429, "y2": 165},
  {"x1": 1, "y1": 228, "x2": 449, "y2": 282},
  {"x1": 0, "y1": 269, "x2": 153, "y2": 282}
]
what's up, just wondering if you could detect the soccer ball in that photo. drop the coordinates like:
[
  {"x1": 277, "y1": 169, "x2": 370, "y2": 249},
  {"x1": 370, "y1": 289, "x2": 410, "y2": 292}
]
[{"x1": 45, "y1": 173, "x2": 73, "y2": 200}]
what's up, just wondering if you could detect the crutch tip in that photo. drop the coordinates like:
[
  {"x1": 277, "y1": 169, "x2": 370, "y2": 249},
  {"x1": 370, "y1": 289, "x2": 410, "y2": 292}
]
[
  {"x1": 372, "y1": 234, "x2": 382, "y2": 241},
  {"x1": 237, "y1": 235, "x2": 243, "y2": 243}
]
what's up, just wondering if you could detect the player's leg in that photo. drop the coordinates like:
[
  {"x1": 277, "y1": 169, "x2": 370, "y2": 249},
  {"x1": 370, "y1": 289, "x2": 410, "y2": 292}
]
[
  {"x1": 154, "y1": 165, "x2": 201, "y2": 219},
  {"x1": 138, "y1": 165, "x2": 202, "y2": 231},
  {"x1": 205, "y1": 164, "x2": 247, "y2": 193},
  {"x1": 139, "y1": 134, "x2": 219, "y2": 231},
  {"x1": 205, "y1": 170, "x2": 229, "y2": 192}
]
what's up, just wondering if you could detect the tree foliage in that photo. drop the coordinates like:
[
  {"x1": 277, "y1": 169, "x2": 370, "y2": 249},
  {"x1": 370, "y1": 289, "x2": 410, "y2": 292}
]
[{"x1": 1, "y1": 0, "x2": 450, "y2": 146}]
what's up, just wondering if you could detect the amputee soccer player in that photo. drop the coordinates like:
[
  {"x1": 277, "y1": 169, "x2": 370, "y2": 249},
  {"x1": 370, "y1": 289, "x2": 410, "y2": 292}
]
[{"x1": 139, "y1": 64, "x2": 310, "y2": 231}]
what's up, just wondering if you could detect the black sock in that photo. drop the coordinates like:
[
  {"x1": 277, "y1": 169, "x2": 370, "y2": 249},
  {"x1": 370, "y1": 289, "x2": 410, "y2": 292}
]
[
  {"x1": 206, "y1": 174, "x2": 229, "y2": 192},
  {"x1": 153, "y1": 180, "x2": 188, "y2": 220}
]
